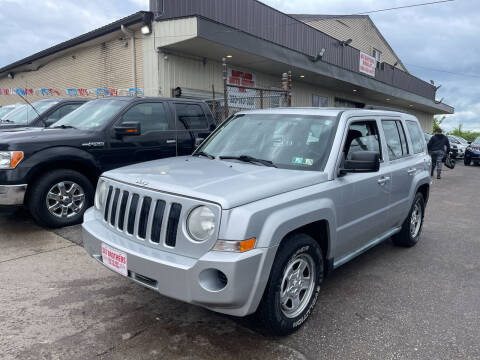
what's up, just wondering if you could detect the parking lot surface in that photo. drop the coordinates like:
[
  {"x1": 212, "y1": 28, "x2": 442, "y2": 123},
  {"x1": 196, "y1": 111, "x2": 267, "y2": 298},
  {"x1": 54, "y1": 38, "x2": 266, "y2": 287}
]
[{"x1": 1, "y1": 164, "x2": 479, "y2": 360}]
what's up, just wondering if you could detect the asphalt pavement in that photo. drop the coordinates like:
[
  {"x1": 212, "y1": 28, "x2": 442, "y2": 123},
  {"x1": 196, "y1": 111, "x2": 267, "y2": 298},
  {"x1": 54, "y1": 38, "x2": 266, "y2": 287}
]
[{"x1": 0, "y1": 163, "x2": 479, "y2": 360}]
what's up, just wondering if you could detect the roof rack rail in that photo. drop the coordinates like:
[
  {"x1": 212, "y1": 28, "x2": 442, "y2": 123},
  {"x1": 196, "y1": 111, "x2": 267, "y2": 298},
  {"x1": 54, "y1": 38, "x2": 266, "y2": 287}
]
[{"x1": 363, "y1": 104, "x2": 410, "y2": 114}]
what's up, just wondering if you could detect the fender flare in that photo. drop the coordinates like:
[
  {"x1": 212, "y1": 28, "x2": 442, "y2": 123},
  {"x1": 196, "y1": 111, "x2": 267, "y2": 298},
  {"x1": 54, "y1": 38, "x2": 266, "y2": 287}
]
[{"x1": 23, "y1": 147, "x2": 101, "y2": 182}]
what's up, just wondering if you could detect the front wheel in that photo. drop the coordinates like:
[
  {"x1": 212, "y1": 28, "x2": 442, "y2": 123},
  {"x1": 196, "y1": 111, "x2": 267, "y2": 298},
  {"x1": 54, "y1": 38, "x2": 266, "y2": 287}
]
[
  {"x1": 393, "y1": 193, "x2": 425, "y2": 248},
  {"x1": 464, "y1": 157, "x2": 471, "y2": 166},
  {"x1": 256, "y1": 233, "x2": 323, "y2": 336},
  {"x1": 28, "y1": 169, "x2": 94, "y2": 228}
]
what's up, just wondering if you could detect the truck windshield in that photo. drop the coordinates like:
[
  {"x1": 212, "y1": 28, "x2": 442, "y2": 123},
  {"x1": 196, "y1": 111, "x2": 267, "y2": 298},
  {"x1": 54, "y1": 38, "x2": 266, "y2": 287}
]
[
  {"x1": 0, "y1": 106, "x2": 16, "y2": 119},
  {"x1": 197, "y1": 113, "x2": 338, "y2": 171},
  {"x1": 3, "y1": 101, "x2": 58, "y2": 125},
  {"x1": 52, "y1": 99, "x2": 126, "y2": 130}
]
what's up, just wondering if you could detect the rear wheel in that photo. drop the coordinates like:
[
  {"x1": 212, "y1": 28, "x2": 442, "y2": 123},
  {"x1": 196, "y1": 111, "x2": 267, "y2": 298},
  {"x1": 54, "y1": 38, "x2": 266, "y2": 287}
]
[
  {"x1": 256, "y1": 233, "x2": 323, "y2": 336},
  {"x1": 393, "y1": 193, "x2": 425, "y2": 248},
  {"x1": 28, "y1": 169, "x2": 94, "y2": 228}
]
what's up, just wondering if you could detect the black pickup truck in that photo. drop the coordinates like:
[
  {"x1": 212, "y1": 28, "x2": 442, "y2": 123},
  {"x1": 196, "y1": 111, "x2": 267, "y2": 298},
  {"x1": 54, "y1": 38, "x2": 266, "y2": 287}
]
[
  {"x1": 0, "y1": 97, "x2": 216, "y2": 228},
  {"x1": 0, "y1": 98, "x2": 87, "y2": 129}
]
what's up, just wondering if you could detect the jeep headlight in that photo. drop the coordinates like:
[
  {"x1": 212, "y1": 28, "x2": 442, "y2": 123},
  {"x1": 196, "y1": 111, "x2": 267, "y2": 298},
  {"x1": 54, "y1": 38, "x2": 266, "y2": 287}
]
[
  {"x1": 187, "y1": 206, "x2": 216, "y2": 242},
  {"x1": 0, "y1": 151, "x2": 24, "y2": 169},
  {"x1": 95, "y1": 179, "x2": 108, "y2": 210}
]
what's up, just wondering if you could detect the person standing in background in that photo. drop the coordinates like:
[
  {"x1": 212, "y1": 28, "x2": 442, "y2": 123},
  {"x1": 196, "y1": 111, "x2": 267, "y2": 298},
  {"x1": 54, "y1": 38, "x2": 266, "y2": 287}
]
[{"x1": 428, "y1": 128, "x2": 450, "y2": 179}]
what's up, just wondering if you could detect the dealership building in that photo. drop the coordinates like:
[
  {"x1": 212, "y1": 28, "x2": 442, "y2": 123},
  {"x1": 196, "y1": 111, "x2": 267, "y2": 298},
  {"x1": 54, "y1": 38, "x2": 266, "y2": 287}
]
[{"x1": 0, "y1": 0, "x2": 453, "y2": 130}]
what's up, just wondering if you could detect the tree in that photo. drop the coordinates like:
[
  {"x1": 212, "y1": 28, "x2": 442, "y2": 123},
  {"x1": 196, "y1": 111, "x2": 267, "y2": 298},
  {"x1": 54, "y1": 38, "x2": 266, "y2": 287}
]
[
  {"x1": 432, "y1": 116, "x2": 445, "y2": 133},
  {"x1": 448, "y1": 123, "x2": 480, "y2": 142}
]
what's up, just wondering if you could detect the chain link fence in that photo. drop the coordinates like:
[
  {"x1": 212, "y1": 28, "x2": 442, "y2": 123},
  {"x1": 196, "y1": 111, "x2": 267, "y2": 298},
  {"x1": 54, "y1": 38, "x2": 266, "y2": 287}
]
[{"x1": 205, "y1": 85, "x2": 289, "y2": 124}]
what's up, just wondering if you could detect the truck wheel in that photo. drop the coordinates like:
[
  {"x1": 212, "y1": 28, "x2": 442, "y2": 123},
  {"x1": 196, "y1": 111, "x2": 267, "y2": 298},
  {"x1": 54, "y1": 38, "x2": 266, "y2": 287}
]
[
  {"x1": 464, "y1": 157, "x2": 471, "y2": 166},
  {"x1": 393, "y1": 193, "x2": 425, "y2": 248},
  {"x1": 28, "y1": 169, "x2": 94, "y2": 228},
  {"x1": 256, "y1": 233, "x2": 323, "y2": 336}
]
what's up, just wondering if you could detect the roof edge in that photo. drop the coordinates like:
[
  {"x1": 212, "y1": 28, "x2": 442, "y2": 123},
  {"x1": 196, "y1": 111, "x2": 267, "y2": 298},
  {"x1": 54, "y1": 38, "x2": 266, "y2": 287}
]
[{"x1": 0, "y1": 11, "x2": 152, "y2": 75}]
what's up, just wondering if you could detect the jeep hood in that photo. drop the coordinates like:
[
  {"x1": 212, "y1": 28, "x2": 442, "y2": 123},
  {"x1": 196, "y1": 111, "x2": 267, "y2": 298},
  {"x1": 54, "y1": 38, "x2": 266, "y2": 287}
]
[{"x1": 103, "y1": 156, "x2": 328, "y2": 209}]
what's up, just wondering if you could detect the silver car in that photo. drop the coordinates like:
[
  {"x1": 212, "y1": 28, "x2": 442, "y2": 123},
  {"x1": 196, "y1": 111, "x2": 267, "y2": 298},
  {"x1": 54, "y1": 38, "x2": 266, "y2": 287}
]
[{"x1": 83, "y1": 108, "x2": 431, "y2": 335}]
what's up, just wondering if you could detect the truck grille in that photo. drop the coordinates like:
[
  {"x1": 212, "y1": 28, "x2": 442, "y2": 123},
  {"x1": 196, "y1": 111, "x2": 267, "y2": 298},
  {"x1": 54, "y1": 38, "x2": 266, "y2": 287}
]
[{"x1": 104, "y1": 186, "x2": 182, "y2": 247}]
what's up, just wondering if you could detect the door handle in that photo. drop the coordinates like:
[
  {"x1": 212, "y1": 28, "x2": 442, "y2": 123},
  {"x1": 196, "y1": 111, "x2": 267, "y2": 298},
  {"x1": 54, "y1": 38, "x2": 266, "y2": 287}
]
[
  {"x1": 166, "y1": 139, "x2": 176, "y2": 144},
  {"x1": 407, "y1": 168, "x2": 417, "y2": 175},
  {"x1": 377, "y1": 176, "x2": 391, "y2": 185}
]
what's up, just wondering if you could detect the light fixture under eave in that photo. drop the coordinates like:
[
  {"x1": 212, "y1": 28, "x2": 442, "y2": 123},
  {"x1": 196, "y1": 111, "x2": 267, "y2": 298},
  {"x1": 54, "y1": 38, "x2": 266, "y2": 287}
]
[
  {"x1": 353, "y1": 89, "x2": 357, "y2": 92},
  {"x1": 7, "y1": 72, "x2": 14, "y2": 79},
  {"x1": 226, "y1": 55, "x2": 233, "y2": 58},
  {"x1": 141, "y1": 25, "x2": 151, "y2": 35},
  {"x1": 300, "y1": 75, "x2": 305, "y2": 78},
  {"x1": 409, "y1": 104, "x2": 414, "y2": 107},
  {"x1": 386, "y1": 98, "x2": 391, "y2": 101}
]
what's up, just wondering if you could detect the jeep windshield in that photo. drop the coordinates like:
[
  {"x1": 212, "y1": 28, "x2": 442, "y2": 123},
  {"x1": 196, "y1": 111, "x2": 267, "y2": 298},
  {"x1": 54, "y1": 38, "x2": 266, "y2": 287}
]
[
  {"x1": 2, "y1": 101, "x2": 58, "y2": 125},
  {"x1": 197, "y1": 113, "x2": 338, "y2": 171},
  {"x1": 51, "y1": 99, "x2": 126, "y2": 130}
]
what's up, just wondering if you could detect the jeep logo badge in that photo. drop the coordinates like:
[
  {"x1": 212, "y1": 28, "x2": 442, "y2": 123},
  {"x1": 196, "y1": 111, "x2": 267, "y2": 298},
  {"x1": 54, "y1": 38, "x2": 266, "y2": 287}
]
[{"x1": 135, "y1": 178, "x2": 149, "y2": 186}]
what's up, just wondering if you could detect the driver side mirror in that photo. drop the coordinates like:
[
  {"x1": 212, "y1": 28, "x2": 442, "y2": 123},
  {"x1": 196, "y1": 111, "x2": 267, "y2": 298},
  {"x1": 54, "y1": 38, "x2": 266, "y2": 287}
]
[
  {"x1": 114, "y1": 121, "x2": 141, "y2": 137},
  {"x1": 340, "y1": 151, "x2": 380, "y2": 175}
]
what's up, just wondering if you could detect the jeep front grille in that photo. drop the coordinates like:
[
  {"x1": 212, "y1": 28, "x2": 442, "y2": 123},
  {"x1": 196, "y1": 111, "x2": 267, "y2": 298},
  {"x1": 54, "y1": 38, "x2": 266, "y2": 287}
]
[{"x1": 104, "y1": 186, "x2": 182, "y2": 247}]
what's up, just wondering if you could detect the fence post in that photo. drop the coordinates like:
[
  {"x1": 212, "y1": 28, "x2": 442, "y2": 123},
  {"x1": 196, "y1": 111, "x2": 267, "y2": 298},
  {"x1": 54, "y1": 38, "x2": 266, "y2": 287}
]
[
  {"x1": 212, "y1": 84, "x2": 216, "y2": 119},
  {"x1": 287, "y1": 70, "x2": 292, "y2": 107},
  {"x1": 222, "y1": 57, "x2": 229, "y2": 120},
  {"x1": 260, "y1": 89, "x2": 264, "y2": 109},
  {"x1": 282, "y1": 72, "x2": 288, "y2": 107}
]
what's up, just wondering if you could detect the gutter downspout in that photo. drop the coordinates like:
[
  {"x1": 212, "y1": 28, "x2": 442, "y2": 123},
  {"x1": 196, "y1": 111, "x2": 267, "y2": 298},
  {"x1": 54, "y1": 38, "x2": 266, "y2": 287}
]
[{"x1": 121, "y1": 25, "x2": 136, "y2": 90}]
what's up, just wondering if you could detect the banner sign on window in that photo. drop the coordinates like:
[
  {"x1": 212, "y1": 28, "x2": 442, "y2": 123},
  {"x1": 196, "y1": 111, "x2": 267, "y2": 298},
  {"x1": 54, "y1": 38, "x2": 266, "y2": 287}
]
[{"x1": 359, "y1": 52, "x2": 376, "y2": 77}]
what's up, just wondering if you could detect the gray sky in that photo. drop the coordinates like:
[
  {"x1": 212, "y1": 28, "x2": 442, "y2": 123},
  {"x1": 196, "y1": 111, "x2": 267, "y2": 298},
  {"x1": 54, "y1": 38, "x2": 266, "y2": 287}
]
[{"x1": 0, "y1": 0, "x2": 478, "y2": 131}]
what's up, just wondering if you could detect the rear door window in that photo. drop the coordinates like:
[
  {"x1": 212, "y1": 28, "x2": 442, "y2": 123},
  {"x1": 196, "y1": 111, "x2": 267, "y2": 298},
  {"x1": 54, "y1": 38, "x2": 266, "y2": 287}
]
[
  {"x1": 175, "y1": 103, "x2": 209, "y2": 130},
  {"x1": 121, "y1": 102, "x2": 169, "y2": 133},
  {"x1": 382, "y1": 120, "x2": 409, "y2": 160},
  {"x1": 406, "y1": 120, "x2": 426, "y2": 154}
]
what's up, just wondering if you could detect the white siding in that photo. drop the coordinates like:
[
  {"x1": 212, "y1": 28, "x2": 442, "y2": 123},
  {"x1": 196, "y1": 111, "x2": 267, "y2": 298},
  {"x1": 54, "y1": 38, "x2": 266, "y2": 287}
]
[{"x1": 0, "y1": 30, "x2": 144, "y2": 106}]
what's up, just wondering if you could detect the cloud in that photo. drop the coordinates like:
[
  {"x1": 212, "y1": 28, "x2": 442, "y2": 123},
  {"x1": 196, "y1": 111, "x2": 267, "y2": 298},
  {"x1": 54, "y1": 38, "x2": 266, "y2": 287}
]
[{"x1": 1, "y1": 0, "x2": 478, "y2": 131}]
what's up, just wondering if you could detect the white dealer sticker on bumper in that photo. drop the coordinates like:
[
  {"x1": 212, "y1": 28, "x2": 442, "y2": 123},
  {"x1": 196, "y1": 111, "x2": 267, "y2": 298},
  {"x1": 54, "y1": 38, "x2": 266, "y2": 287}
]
[{"x1": 102, "y1": 243, "x2": 127, "y2": 276}]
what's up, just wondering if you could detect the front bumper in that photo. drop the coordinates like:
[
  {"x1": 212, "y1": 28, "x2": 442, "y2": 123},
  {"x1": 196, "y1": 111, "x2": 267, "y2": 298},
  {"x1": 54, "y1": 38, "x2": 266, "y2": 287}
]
[
  {"x1": 0, "y1": 184, "x2": 27, "y2": 205},
  {"x1": 82, "y1": 208, "x2": 275, "y2": 316}
]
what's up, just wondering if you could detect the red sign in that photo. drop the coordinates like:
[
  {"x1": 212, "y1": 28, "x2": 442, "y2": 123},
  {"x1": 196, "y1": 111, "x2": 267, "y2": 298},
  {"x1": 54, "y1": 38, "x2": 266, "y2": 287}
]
[
  {"x1": 359, "y1": 52, "x2": 376, "y2": 77},
  {"x1": 228, "y1": 68, "x2": 256, "y2": 89}
]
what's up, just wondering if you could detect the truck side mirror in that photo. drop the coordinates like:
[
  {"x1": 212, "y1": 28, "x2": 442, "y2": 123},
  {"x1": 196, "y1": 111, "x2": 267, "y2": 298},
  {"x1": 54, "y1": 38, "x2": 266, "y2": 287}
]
[
  {"x1": 115, "y1": 121, "x2": 141, "y2": 137},
  {"x1": 340, "y1": 151, "x2": 380, "y2": 175}
]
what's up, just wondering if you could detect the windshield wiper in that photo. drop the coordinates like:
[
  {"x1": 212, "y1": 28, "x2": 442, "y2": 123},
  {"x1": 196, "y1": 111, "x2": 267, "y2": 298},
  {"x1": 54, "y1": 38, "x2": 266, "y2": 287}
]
[
  {"x1": 52, "y1": 125, "x2": 76, "y2": 129},
  {"x1": 193, "y1": 151, "x2": 215, "y2": 160},
  {"x1": 219, "y1": 155, "x2": 277, "y2": 168}
]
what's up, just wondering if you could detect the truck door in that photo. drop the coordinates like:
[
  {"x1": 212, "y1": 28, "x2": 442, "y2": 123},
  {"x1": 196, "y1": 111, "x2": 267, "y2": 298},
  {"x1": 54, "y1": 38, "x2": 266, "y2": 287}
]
[
  {"x1": 107, "y1": 101, "x2": 176, "y2": 168},
  {"x1": 173, "y1": 102, "x2": 215, "y2": 156}
]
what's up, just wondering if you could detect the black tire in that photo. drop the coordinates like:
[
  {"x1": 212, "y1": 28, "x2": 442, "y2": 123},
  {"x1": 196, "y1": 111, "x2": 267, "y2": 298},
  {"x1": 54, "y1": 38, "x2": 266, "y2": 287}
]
[
  {"x1": 255, "y1": 233, "x2": 323, "y2": 336},
  {"x1": 393, "y1": 193, "x2": 425, "y2": 248},
  {"x1": 464, "y1": 157, "x2": 471, "y2": 166},
  {"x1": 28, "y1": 169, "x2": 94, "y2": 228}
]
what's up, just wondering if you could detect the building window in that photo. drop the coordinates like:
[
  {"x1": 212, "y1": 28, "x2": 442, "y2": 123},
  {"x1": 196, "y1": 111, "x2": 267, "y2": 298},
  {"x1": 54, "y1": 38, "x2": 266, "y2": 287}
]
[
  {"x1": 373, "y1": 48, "x2": 382, "y2": 68},
  {"x1": 312, "y1": 95, "x2": 328, "y2": 107},
  {"x1": 334, "y1": 97, "x2": 364, "y2": 108}
]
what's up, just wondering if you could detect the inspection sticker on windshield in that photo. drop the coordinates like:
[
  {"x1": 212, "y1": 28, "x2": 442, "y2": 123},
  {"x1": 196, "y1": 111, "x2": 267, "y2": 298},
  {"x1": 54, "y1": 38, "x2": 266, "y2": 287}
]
[
  {"x1": 102, "y1": 243, "x2": 127, "y2": 276},
  {"x1": 292, "y1": 157, "x2": 314, "y2": 166}
]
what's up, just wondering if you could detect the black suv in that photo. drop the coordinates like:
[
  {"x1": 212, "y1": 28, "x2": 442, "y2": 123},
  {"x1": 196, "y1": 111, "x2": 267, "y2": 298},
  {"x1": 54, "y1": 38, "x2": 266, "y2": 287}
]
[
  {"x1": 464, "y1": 137, "x2": 480, "y2": 166},
  {"x1": 0, "y1": 98, "x2": 87, "y2": 129},
  {"x1": 0, "y1": 97, "x2": 216, "y2": 228}
]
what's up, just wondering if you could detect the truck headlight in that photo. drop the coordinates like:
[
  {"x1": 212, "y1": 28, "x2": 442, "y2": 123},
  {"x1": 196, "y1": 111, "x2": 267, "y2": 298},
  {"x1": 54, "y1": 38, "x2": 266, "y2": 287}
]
[
  {"x1": 0, "y1": 151, "x2": 24, "y2": 169},
  {"x1": 94, "y1": 180, "x2": 108, "y2": 210},
  {"x1": 187, "y1": 206, "x2": 216, "y2": 242}
]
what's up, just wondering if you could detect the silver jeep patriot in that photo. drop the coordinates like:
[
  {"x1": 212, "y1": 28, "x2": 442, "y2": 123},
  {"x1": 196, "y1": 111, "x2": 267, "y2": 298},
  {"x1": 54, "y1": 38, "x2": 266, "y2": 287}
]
[{"x1": 83, "y1": 108, "x2": 431, "y2": 335}]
